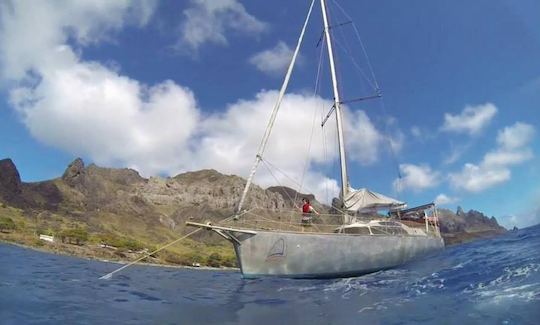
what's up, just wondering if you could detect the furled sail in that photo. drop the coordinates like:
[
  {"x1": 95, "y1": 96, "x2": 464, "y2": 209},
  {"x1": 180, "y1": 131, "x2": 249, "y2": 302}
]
[{"x1": 343, "y1": 187, "x2": 406, "y2": 212}]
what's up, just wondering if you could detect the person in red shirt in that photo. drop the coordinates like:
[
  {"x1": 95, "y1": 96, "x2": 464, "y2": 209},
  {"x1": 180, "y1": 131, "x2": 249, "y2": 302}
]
[{"x1": 301, "y1": 198, "x2": 319, "y2": 225}]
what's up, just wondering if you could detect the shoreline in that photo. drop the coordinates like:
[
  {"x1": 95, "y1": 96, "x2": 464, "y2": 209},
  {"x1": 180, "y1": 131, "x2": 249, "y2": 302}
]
[{"x1": 0, "y1": 238, "x2": 239, "y2": 272}]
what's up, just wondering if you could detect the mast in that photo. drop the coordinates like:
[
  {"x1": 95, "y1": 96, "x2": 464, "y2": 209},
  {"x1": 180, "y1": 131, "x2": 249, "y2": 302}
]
[{"x1": 320, "y1": 0, "x2": 349, "y2": 201}]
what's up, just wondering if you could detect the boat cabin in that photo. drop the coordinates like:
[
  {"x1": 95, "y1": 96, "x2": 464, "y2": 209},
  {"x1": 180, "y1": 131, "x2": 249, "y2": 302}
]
[{"x1": 334, "y1": 219, "x2": 427, "y2": 236}]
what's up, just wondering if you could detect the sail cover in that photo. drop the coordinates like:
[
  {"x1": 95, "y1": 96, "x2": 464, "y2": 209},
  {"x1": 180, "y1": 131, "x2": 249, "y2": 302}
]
[{"x1": 343, "y1": 187, "x2": 406, "y2": 212}]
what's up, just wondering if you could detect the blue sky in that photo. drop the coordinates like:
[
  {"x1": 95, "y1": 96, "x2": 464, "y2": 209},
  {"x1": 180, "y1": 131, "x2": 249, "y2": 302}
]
[{"x1": 0, "y1": 0, "x2": 539, "y2": 228}]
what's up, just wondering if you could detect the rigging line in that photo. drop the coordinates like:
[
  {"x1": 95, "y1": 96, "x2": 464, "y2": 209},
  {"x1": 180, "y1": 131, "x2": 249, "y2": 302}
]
[
  {"x1": 236, "y1": 0, "x2": 316, "y2": 215},
  {"x1": 296, "y1": 32, "x2": 326, "y2": 203},
  {"x1": 332, "y1": 37, "x2": 377, "y2": 91},
  {"x1": 320, "y1": 102, "x2": 337, "y2": 205},
  {"x1": 261, "y1": 157, "x2": 304, "y2": 190},
  {"x1": 322, "y1": 126, "x2": 330, "y2": 203},
  {"x1": 259, "y1": 160, "x2": 301, "y2": 225},
  {"x1": 318, "y1": 51, "x2": 331, "y2": 204},
  {"x1": 332, "y1": 0, "x2": 401, "y2": 201},
  {"x1": 331, "y1": 6, "x2": 376, "y2": 92},
  {"x1": 264, "y1": 156, "x2": 351, "y2": 217},
  {"x1": 260, "y1": 158, "x2": 299, "y2": 210},
  {"x1": 339, "y1": 93, "x2": 382, "y2": 105},
  {"x1": 332, "y1": 0, "x2": 379, "y2": 89},
  {"x1": 260, "y1": 157, "x2": 322, "y2": 204},
  {"x1": 330, "y1": 20, "x2": 353, "y2": 29},
  {"x1": 263, "y1": 155, "x2": 343, "y2": 214},
  {"x1": 378, "y1": 98, "x2": 404, "y2": 201},
  {"x1": 316, "y1": 21, "x2": 351, "y2": 48},
  {"x1": 316, "y1": 31, "x2": 324, "y2": 48},
  {"x1": 318, "y1": 111, "x2": 331, "y2": 204}
]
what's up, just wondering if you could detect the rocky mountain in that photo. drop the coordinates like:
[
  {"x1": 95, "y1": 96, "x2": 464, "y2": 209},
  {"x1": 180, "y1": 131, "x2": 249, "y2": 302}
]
[
  {"x1": 0, "y1": 158, "x2": 291, "y2": 266},
  {"x1": 0, "y1": 158, "x2": 62, "y2": 210},
  {"x1": 437, "y1": 207, "x2": 506, "y2": 245},
  {"x1": 266, "y1": 186, "x2": 325, "y2": 211},
  {"x1": 0, "y1": 157, "x2": 507, "y2": 266}
]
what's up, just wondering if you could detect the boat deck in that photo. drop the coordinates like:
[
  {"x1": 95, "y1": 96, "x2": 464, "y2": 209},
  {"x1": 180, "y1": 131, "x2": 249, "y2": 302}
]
[{"x1": 217, "y1": 209, "x2": 441, "y2": 237}]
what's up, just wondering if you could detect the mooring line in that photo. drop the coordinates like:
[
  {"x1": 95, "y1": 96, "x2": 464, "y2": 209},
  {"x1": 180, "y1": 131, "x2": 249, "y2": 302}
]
[
  {"x1": 98, "y1": 228, "x2": 202, "y2": 280},
  {"x1": 98, "y1": 209, "x2": 255, "y2": 280}
]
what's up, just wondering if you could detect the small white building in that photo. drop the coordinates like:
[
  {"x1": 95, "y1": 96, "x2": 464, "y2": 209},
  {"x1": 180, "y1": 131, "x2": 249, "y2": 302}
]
[{"x1": 39, "y1": 234, "x2": 54, "y2": 242}]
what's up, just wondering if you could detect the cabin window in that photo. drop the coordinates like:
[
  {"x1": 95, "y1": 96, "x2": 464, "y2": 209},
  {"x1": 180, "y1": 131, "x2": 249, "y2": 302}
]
[
  {"x1": 378, "y1": 221, "x2": 400, "y2": 226},
  {"x1": 371, "y1": 226, "x2": 406, "y2": 235},
  {"x1": 343, "y1": 227, "x2": 371, "y2": 235}
]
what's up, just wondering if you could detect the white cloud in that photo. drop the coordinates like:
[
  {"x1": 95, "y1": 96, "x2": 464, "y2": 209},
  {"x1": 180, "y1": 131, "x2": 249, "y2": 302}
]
[
  {"x1": 434, "y1": 193, "x2": 459, "y2": 206},
  {"x1": 192, "y1": 91, "x2": 386, "y2": 201},
  {"x1": 411, "y1": 126, "x2": 422, "y2": 138},
  {"x1": 482, "y1": 149, "x2": 533, "y2": 167},
  {"x1": 0, "y1": 0, "x2": 396, "y2": 205},
  {"x1": 194, "y1": 90, "x2": 336, "y2": 175},
  {"x1": 443, "y1": 143, "x2": 469, "y2": 165},
  {"x1": 450, "y1": 122, "x2": 535, "y2": 192},
  {"x1": 0, "y1": 0, "x2": 156, "y2": 81},
  {"x1": 299, "y1": 175, "x2": 340, "y2": 206},
  {"x1": 504, "y1": 213, "x2": 540, "y2": 229},
  {"x1": 449, "y1": 163, "x2": 510, "y2": 193},
  {"x1": 249, "y1": 41, "x2": 295, "y2": 76},
  {"x1": 179, "y1": 0, "x2": 267, "y2": 53},
  {"x1": 500, "y1": 192, "x2": 540, "y2": 229},
  {"x1": 441, "y1": 103, "x2": 497, "y2": 135},
  {"x1": 345, "y1": 110, "x2": 387, "y2": 165},
  {"x1": 496, "y1": 122, "x2": 535, "y2": 149},
  {"x1": 10, "y1": 67, "x2": 200, "y2": 173},
  {"x1": 393, "y1": 164, "x2": 441, "y2": 193}
]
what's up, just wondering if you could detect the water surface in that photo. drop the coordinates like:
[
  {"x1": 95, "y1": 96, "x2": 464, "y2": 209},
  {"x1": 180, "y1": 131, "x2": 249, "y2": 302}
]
[{"x1": 1, "y1": 225, "x2": 539, "y2": 324}]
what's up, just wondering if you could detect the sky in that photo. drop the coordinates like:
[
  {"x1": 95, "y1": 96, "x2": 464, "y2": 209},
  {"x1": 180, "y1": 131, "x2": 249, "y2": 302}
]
[{"x1": 0, "y1": 0, "x2": 539, "y2": 228}]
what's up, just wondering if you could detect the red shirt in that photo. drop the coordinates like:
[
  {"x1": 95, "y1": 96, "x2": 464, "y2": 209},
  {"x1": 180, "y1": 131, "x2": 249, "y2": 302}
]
[{"x1": 302, "y1": 203, "x2": 311, "y2": 213}]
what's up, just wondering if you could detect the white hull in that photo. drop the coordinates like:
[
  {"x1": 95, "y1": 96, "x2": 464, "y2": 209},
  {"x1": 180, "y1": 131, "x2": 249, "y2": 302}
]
[{"x1": 230, "y1": 229, "x2": 444, "y2": 279}]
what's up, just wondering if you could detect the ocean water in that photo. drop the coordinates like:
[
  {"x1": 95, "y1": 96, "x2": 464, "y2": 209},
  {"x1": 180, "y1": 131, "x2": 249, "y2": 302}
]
[{"x1": 1, "y1": 225, "x2": 539, "y2": 324}]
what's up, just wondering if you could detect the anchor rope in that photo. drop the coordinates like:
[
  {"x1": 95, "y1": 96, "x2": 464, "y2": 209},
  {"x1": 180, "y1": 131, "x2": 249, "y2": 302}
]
[{"x1": 98, "y1": 209, "x2": 252, "y2": 280}]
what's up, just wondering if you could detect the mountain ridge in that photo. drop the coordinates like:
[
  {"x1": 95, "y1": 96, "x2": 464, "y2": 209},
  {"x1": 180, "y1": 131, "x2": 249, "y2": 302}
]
[{"x1": 0, "y1": 157, "x2": 507, "y2": 266}]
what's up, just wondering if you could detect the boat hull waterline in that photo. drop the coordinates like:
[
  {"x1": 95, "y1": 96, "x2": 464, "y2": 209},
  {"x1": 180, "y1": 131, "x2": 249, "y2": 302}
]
[{"x1": 230, "y1": 229, "x2": 444, "y2": 279}]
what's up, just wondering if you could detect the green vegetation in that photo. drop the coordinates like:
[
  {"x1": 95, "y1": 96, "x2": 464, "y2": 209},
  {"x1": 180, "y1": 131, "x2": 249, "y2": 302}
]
[
  {"x1": 221, "y1": 255, "x2": 237, "y2": 267},
  {"x1": 59, "y1": 227, "x2": 89, "y2": 245},
  {"x1": 0, "y1": 216, "x2": 16, "y2": 233},
  {"x1": 206, "y1": 252, "x2": 222, "y2": 267},
  {"x1": 97, "y1": 233, "x2": 145, "y2": 251},
  {"x1": 0, "y1": 204, "x2": 237, "y2": 268}
]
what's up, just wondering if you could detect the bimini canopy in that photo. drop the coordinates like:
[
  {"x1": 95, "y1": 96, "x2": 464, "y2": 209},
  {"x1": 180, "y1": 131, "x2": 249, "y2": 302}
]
[{"x1": 343, "y1": 187, "x2": 406, "y2": 212}]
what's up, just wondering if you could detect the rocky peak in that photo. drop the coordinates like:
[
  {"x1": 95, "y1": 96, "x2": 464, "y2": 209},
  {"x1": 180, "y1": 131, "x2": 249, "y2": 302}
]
[
  {"x1": 173, "y1": 169, "x2": 239, "y2": 184},
  {"x1": 85, "y1": 164, "x2": 144, "y2": 186},
  {"x1": 438, "y1": 207, "x2": 506, "y2": 245},
  {"x1": 62, "y1": 158, "x2": 86, "y2": 186},
  {"x1": 267, "y1": 186, "x2": 319, "y2": 209},
  {"x1": 143, "y1": 169, "x2": 286, "y2": 211},
  {"x1": 0, "y1": 158, "x2": 23, "y2": 199}
]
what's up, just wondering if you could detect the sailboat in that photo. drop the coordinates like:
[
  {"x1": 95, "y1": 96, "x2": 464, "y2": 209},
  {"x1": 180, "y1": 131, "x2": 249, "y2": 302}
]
[{"x1": 187, "y1": 0, "x2": 444, "y2": 279}]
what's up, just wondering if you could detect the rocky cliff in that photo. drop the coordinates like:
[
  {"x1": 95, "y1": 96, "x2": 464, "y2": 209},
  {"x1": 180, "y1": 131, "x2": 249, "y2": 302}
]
[
  {"x1": 0, "y1": 158, "x2": 62, "y2": 210},
  {"x1": 0, "y1": 158, "x2": 290, "y2": 262},
  {"x1": 438, "y1": 207, "x2": 507, "y2": 245}
]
